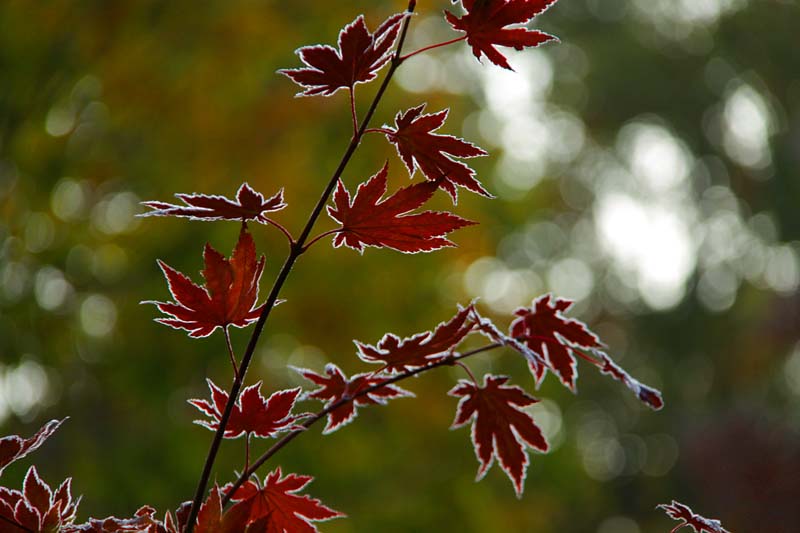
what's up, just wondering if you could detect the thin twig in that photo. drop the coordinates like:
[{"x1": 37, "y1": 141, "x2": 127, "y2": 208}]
[{"x1": 183, "y1": 3, "x2": 418, "y2": 531}]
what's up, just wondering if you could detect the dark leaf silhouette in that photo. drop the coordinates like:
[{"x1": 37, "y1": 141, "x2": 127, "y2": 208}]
[
  {"x1": 280, "y1": 13, "x2": 406, "y2": 96},
  {"x1": 356, "y1": 305, "x2": 477, "y2": 372},
  {"x1": 384, "y1": 104, "x2": 489, "y2": 201},
  {"x1": 189, "y1": 380, "x2": 308, "y2": 439},
  {"x1": 0, "y1": 419, "x2": 65, "y2": 477},
  {"x1": 146, "y1": 226, "x2": 267, "y2": 338},
  {"x1": 445, "y1": 0, "x2": 559, "y2": 70},
  {"x1": 295, "y1": 363, "x2": 413, "y2": 434},
  {"x1": 327, "y1": 163, "x2": 474, "y2": 253},
  {"x1": 657, "y1": 501, "x2": 730, "y2": 533},
  {"x1": 450, "y1": 375, "x2": 548, "y2": 497},
  {"x1": 141, "y1": 184, "x2": 286, "y2": 224}
]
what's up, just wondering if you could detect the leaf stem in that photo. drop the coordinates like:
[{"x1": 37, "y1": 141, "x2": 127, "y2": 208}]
[
  {"x1": 301, "y1": 229, "x2": 341, "y2": 252},
  {"x1": 221, "y1": 340, "x2": 503, "y2": 506},
  {"x1": 349, "y1": 88, "x2": 359, "y2": 136},
  {"x1": 455, "y1": 360, "x2": 479, "y2": 386},
  {"x1": 399, "y1": 35, "x2": 466, "y2": 62},
  {"x1": 223, "y1": 326, "x2": 239, "y2": 380},
  {"x1": 183, "y1": 3, "x2": 418, "y2": 531},
  {"x1": 261, "y1": 217, "x2": 296, "y2": 247}
]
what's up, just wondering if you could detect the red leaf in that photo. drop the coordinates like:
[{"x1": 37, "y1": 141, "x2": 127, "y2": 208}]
[
  {"x1": 597, "y1": 351, "x2": 664, "y2": 410},
  {"x1": 280, "y1": 13, "x2": 406, "y2": 97},
  {"x1": 193, "y1": 486, "x2": 249, "y2": 533},
  {"x1": 189, "y1": 379, "x2": 308, "y2": 439},
  {"x1": 146, "y1": 226, "x2": 267, "y2": 338},
  {"x1": 0, "y1": 466, "x2": 78, "y2": 532},
  {"x1": 445, "y1": 0, "x2": 559, "y2": 70},
  {"x1": 64, "y1": 506, "x2": 166, "y2": 533},
  {"x1": 0, "y1": 418, "x2": 65, "y2": 476},
  {"x1": 224, "y1": 468, "x2": 344, "y2": 532},
  {"x1": 295, "y1": 363, "x2": 413, "y2": 434},
  {"x1": 384, "y1": 104, "x2": 489, "y2": 202},
  {"x1": 327, "y1": 163, "x2": 475, "y2": 253},
  {"x1": 141, "y1": 184, "x2": 286, "y2": 224},
  {"x1": 449, "y1": 375, "x2": 549, "y2": 497},
  {"x1": 509, "y1": 294, "x2": 603, "y2": 391},
  {"x1": 657, "y1": 501, "x2": 730, "y2": 533},
  {"x1": 356, "y1": 305, "x2": 477, "y2": 373}
]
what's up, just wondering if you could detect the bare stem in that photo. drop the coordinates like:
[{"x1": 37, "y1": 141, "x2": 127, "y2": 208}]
[
  {"x1": 183, "y1": 4, "x2": 418, "y2": 531},
  {"x1": 221, "y1": 340, "x2": 503, "y2": 506}
]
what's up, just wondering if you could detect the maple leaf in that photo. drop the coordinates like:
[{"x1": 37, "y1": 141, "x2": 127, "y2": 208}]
[
  {"x1": 356, "y1": 304, "x2": 477, "y2": 373},
  {"x1": 449, "y1": 374, "x2": 549, "y2": 497},
  {"x1": 597, "y1": 351, "x2": 664, "y2": 410},
  {"x1": 223, "y1": 468, "x2": 344, "y2": 532},
  {"x1": 146, "y1": 226, "x2": 267, "y2": 338},
  {"x1": 509, "y1": 294, "x2": 603, "y2": 391},
  {"x1": 0, "y1": 418, "x2": 65, "y2": 477},
  {"x1": 0, "y1": 466, "x2": 79, "y2": 533},
  {"x1": 189, "y1": 486, "x2": 249, "y2": 533},
  {"x1": 327, "y1": 163, "x2": 475, "y2": 253},
  {"x1": 64, "y1": 506, "x2": 171, "y2": 533},
  {"x1": 657, "y1": 501, "x2": 730, "y2": 533},
  {"x1": 280, "y1": 13, "x2": 406, "y2": 97},
  {"x1": 384, "y1": 104, "x2": 489, "y2": 201},
  {"x1": 295, "y1": 363, "x2": 414, "y2": 434},
  {"x1": 445, "y1": 0, "x2": 559, "y2": 70},
  {"x1": 141, "y1": 184, "x2": 286, "y2": 224},
  {"x1": 189, "y1": 379, "x2": 308, "y2": 439}
]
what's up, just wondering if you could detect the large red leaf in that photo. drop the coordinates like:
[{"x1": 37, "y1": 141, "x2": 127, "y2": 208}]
[
  {"x1": 146, "y1": 226, "x2": 267, "y2": 338},
  {"x1": 189, "y1": 380, "x2": 308, "y2": 439},
  {"x1": 141, "y1": 184, "x2": 286, "y2": 224},
  {"x1": 327, "y1": 163, "x2": 475, "y2": 253},
  {"x1": 449, "y1": 375, "x2": 548, "y2": 497},
  {"x1": 445, "y1": 0, "x2": 559, "y2": 70},
  {"x1": 657, "y1": 501, "x2": 730, "y2": 533},
  {"x1": 0, "y1": 466, "x2": 78, "y2": 533},
  {"x1": 384, "y1": 104, "x2": 489, "y2": 202},
  {"x1": 280, "y1": 13, "x2": 406, "y2": 97},
  {"x1": 356, "y1": 305, "x2": 477, "y2": 373},
  {"x1": 224, "y1": 468, "x2": 344, "y2": 533},
  {"x1": 509, "y1": 294, "x2": 602, "y2": 390},
  {"x1": 0, "y1": 419, "x2": 65, "y2": 477},
  {"x1": 295, "y1": 364, "x2": 413, "y2": 434}
]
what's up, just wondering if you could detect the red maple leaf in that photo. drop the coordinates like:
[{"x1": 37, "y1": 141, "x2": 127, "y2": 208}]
[
  {"x1": 445, "y1": 0, "x2": 559, "y2": 70},
  {"x1": 356, "y1": 305, "x2": 477, "y2": 373},
  {"x1": 327, "y1": 163, "x2": 475, "y2": 253},
  {"x1": 189, "y1": 485, "x2": 249, "y2": 533},
  {"x1": 384, "y1": 104, "x2": 489, "y2": 201},
  {"x1": 597, "y1": 351, "x2": 664, "y2": 410},
  {"x1": 0, "y1": 418, "x2": 65, "y2": 477},
  {"x1": 0, "y1": 466, "x2": 78, "y2": 533},
  {"x1": 449, "y1": 374, "x2": 549, "y2": 497},
  {"x1": 509, "y1": 294, "x2": 603, "y2": 391},
  {"x1": 64, "y1": 505, "x2": 174, "y2": 533},
  {"x1": 658, "y1": 501, "x2": 730, "y2": 533},
  {"x1": 141, "y1": 184, "x2": 286, "y2": 225},
  {"x1": 295, "y1": 363, "x2": 413, "y2": 434},
  {"x1": 189, "y1": 379, "x2": 308, "y2": 439},
  {"x1": 146, "y1": 226, "x2": 267, "y2": 338},
  {"x1": 223, "y1": 468, "x2": 344, "y2": 532},
  {"x1": 280, "y1": 13, "x2": 406, "y2": 97}
]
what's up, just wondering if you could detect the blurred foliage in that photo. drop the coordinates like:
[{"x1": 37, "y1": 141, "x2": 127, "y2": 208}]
[{"x1": 1, "y1": 0, "x2": 799, "y2": 531}]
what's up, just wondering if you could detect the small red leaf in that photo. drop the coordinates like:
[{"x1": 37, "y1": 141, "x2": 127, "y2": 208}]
[
  {"x1": 327, "y1": 163, "x2": 475, "y2": 253},
  {"x1": 224, "y1": 468, "x2": 344, "y2": 532},
  {"x1": 0, "y1": 418, "x2": 65, "y2": 476},
  {"x1": 0, "y1": 466, "x2": 78, "y2": 532},
  {"x1": 356, "y1": 305, "x2": 477, "y2": 373},
  {"x1": 658, "y1": 501, "x2": 730, "y2": 533},
  {"x1": 146, "y1": 226, "x2": 267, "y2": 338},
  {"x1": 446, "y1": 0, "x2": 559, "y2": 70},
  {"x1": 384, "y1": 104, "x2": 489, "y2": 202},
  {"x1": 597, "y1": 351, "x2": 664, "y2": 410},
  {"x1": 509, "y1": 294, "x2": 603, "y2": 391},
  {"x1": 449, "y1": 374, "x2": 548, "y2": 497},
  {"x1": 280, "y1": 13, "x2": 406, "y2": 96},
  {"x1": 295, "y1": 363, "x2": 414, "y2": 434},
  {"x1": 141, "y1": 184, "x2": 286, "y2": 224},
  {"x1": 189, "y1": 380, "x2": 308, "y2": 439}
]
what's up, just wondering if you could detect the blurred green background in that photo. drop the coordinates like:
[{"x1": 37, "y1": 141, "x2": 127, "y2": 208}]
[{"x1": 1, "y1": 0, "x2": 799, "y2": 531}]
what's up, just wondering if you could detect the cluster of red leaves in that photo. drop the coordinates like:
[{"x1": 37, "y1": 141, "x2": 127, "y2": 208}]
[
  {"x1": 0, "y1": 466, "x2": 78, "y2": 533},
  {"x1": 146, "y1": 226, "x2": 267, "y2": 338},
  {"x1": 446, "y1": 0, "x2": 558, "y2": 70},
  {"x1": 189, "y1": 380, "x2": 308, "y2": 439},
  {"x1": 658, "y1": 501, "x2": 730, "y2": 533}
]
